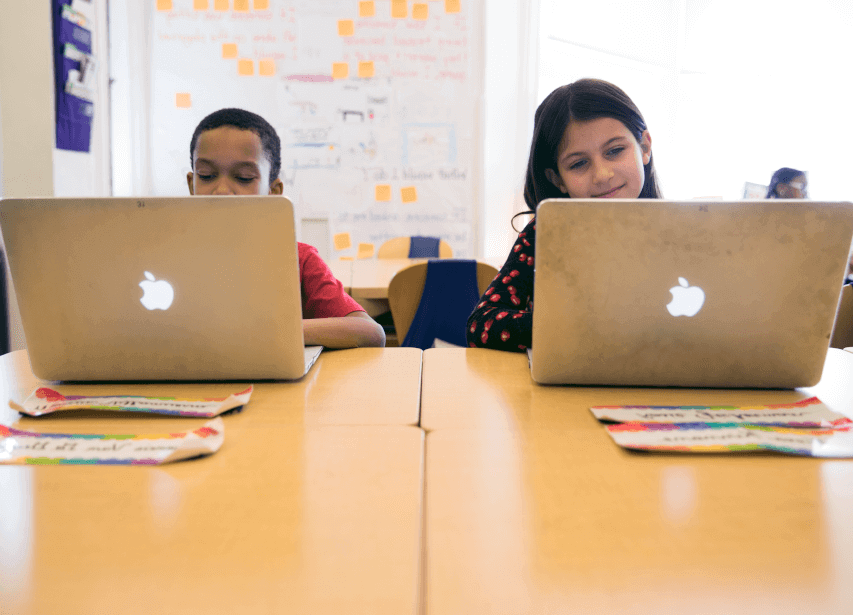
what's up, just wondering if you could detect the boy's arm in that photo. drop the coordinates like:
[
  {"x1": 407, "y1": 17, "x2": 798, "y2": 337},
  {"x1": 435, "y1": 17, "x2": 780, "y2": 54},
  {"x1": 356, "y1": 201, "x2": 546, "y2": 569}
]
[{"x1": 303, "y1": 311, "x2": 386, "y2": 348}]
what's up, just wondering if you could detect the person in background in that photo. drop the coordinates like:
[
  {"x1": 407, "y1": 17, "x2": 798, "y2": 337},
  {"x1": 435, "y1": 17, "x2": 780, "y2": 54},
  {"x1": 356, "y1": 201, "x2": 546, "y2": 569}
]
[
  {"x1": 466, "y1": 78, "x2": 662, "y2": 351},
  {"x1": 187, "y1": 108, "x2": 385, "y2": 348},
  {"x1": 766, "y1": 167, "x2": 808, "y2": 198}
]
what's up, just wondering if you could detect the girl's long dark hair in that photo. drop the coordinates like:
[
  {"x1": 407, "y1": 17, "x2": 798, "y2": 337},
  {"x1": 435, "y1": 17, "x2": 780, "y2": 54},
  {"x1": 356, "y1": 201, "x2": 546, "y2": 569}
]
[{"x1": 516, "y1": 79, "x2": 661, "y2": 225}]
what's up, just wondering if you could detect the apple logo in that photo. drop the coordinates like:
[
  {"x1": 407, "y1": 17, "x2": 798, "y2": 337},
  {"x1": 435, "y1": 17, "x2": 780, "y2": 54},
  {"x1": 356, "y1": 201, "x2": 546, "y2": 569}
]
[
  {"x1": 666, "y1": 277, "x2": 705, "y2": 317},
  {"x1": 139, "y1": 272, "x2": 174, "y2": 311}
]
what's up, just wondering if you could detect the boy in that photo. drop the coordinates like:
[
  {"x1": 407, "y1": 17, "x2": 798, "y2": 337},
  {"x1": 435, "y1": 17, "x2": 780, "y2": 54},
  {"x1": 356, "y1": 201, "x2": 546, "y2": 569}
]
[{"x1": 187, "y1": 108, "x2": 385, "y2": 348}]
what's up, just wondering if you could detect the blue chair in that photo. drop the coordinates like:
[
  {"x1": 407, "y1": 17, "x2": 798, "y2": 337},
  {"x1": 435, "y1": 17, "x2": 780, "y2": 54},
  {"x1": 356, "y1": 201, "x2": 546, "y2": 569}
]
[
  {"x1": 388, "y1": 260, "x2": 498, "y2": 349},
  {"x1": 377, "y1": 236, "x2": 453, "y2": 259}
]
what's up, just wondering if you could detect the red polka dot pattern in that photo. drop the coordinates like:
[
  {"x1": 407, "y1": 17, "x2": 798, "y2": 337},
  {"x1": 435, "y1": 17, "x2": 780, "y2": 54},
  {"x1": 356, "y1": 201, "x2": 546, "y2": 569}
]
[{"x1": 465, "y1": 217, "x2": 536, "y2": 352}]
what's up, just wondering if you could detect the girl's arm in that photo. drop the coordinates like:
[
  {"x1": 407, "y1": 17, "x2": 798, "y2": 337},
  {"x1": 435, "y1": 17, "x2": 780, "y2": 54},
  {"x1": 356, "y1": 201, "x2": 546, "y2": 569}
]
[
  {"x1": 466, "y1": 219, "x2": 536, "y2": 352},
  {"x1": 303, "y1": 311, "x2": 387, "y2": 348}
]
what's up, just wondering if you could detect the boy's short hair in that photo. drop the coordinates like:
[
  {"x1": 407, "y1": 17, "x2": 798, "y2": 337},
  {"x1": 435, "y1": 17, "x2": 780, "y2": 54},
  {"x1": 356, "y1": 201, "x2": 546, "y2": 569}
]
[{"x1": 189, "y1": 108, "x2": 282, "y2": 185}]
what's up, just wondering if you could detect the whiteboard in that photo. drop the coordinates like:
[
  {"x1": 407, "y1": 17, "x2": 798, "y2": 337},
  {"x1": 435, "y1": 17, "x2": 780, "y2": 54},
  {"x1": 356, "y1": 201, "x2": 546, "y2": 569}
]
[{"x1": 151, "y1": 0, "x2": 482, "y2": 258}]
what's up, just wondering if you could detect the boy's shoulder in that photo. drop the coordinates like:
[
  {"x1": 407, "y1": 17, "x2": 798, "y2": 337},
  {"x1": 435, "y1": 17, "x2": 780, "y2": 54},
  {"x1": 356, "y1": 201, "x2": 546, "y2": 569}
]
[
  {"x1": 297, "y1": 242, "x2": 319, "y2": 260},
  {"x1": 296, "y1": 242, "x2": 328, "y2": 272}
]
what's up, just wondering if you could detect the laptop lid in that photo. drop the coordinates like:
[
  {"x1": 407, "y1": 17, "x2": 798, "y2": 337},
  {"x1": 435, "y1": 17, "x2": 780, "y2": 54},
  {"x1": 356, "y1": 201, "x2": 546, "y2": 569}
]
[
  {"x1": 0, "y1": 196, "x2": 320, "y2": 381},
  {"x1": 530, "y1": 199, "x2": 853, "y2": 388}
]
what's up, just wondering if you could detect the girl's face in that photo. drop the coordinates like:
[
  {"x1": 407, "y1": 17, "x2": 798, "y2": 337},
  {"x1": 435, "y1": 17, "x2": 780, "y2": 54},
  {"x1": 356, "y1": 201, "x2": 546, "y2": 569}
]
[
  {"x1": 545, "y1": 117, "x2": 651, "y2": 199},
  {"x1": 777, "y1": 175, "x2": 808, "y2": 199}
]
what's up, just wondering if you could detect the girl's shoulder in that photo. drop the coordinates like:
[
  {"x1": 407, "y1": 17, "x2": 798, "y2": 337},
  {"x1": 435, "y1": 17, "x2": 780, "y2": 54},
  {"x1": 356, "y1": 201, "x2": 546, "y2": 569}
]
[{"x1": 514, "y1": 214, "x2": 537, "y2": 239}]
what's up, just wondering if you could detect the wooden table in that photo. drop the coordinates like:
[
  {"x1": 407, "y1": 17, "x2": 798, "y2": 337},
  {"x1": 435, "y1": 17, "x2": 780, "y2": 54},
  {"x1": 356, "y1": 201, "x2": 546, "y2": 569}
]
[
  {"x1": 421, "y1": 348, "x2": 853, "y2": 614},
  {"x1": 0, "y1": 347, "x2": 423, "y2": 428},
  {"x1": 0, "y1": 349, "x2": 424, "y2": 615}
]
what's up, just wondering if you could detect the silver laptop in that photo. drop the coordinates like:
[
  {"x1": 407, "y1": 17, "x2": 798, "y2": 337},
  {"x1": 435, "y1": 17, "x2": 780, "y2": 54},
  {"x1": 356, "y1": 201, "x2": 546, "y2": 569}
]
[
  {"x1": 0, "y1": 196, "x2": 321, "y2": 381},
  {"x1": 530, "y1": 199, "x2": 853, "y2": 388}
]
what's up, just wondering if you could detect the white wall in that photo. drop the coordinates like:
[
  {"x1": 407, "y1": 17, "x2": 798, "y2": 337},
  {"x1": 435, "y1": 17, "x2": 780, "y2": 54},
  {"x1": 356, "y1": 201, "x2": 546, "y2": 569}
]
[
  {"x1": 481, "y1": 0, "x2": 540, "y2": 258},
  {"x1": 0, "y1": 0, "x2": 111, "y2": 352}
]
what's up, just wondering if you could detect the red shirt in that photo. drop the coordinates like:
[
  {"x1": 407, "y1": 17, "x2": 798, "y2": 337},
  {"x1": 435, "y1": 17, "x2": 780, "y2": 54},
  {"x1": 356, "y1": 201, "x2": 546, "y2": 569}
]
[{"x1": 298, "y1": 243, "x2": 363, "y2": 318}]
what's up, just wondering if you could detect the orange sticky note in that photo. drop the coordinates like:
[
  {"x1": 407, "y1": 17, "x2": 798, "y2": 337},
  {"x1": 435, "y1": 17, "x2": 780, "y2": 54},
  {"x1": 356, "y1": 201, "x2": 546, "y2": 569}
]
[
  {"x1": 391, "y1": 0, "x2": 407, "y2": 18},
  {"x1": 357, "y1": 243, "x2": 375, "y2": 259},
  {"x1": 444, "y1": 0, "x2": 460, "y2": 13},
  {"x1": 332, "y1": 62, "x2": 349, "y2": 79},
  {"x1": 175, "y1": 93, "x2": 192, "y2": 108},
  {"x1": 233, "y1": 0, "x2": 249, "y2": 11},
  {"x1": 254, "y1": 0, "x2": 269, "y2": 8},
  {"x1": 193, "y1": 0, "x2": 209, "y2": 9},
  {"x1": 214, "y1": 0, "x2": 228, "y2": 10},
  {"x1": 338, "y1": 19, "x2": 354, "y2": 36},
  {"x1": 358, "y1": 61, "x2": 374, "y2": 78},
  {"x1": 401, "y1": 186, "x2": 418, "y2": 203},
  {"x1": 222, "y1": 43, "x2": 238, "y2": 58},
  {"x1": 157, "y1": 0, "x2": 173, "y2": 10},
  {"x1": 238, "y1": 59, "x2": 254, "y2": 76},
  {"x1": 359, "y1": 1, "x2": 375, "y2": 17},
  {"x1": 259, "y1": 59, "x2": 275, "y2": 76},
  {"x1": 333, "y1": 232, "x2": 352, "y2": 251},
  {"x1": 412, "y1": 3, "x2": 428, "y2": 19},
  {"x1": 375, "y1": 185, "x2": 392, "y2": 201}
]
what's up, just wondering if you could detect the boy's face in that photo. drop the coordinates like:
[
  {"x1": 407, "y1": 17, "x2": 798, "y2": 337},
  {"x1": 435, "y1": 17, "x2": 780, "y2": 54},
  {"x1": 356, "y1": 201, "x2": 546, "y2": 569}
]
[{"x1": 187, "y1": 126, "x2": 283, "y2": 196}]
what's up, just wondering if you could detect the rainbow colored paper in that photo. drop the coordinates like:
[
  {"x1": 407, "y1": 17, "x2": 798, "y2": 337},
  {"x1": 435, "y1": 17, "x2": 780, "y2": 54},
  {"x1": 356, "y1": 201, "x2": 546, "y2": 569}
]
[
  {"x1": 0, "y1": 418, "x2": 224, "y2": 465},
  {"x1": 590, "y1": 396, "x2": 852, "y2": 429},
  {"x1": 10, "y1": 386, "x2": 253, "y2": 417},
  {"x1": 590, "y1": 397, "x2": 853, "y2": 458}
]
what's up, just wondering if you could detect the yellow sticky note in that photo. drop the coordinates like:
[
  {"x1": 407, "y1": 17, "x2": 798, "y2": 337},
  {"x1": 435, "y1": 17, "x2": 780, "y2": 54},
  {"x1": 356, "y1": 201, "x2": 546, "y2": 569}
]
[
  {"x1": 333, "y1": 233, "x2": 352, "y2": 251},
  {"x1": 401, "y1": 186, "x2": 418, "y2": 203},
  {"x1": 375, "y1": 185, "x2": 392, "y2": 201},
  {"x1": 338, "y1": 20, "x2": 354, "y2": 36},
  {"x1": 332, "y1": 62, "x2": 349, "y2": 79},
  {"x1": 214, "y1": 0, "x2": 228, "y2": 10},
  {"x1": 233, "y1": 0, "x2": 249, "y2": 11},
  {"x1": 412, "y1": 3, "x2": 428, "y2": 19},
  {"x1": 359, "y1": 1, "x2": 375, "y2": 17},
  {"x1": 193, "y1": 0, "x2": 209, "y2": 9},
  {"x1": 238, "y1": 59, "x2": 254, "y2": 76},
  {"x1": 357, "y1": 243, "x2": 375, "y2": 259},
  {"x1": 259, "y1": 59, "x2": 275, "y2": 76},
  {"x1": 391, "y1": 0, "x2": 407, "y2": 18},
  {"x1": 175, "y1": 93, "x2": 192, "y2": 108},
  {"x1": 222, "y1": 43, "x2": 238, "y2": 58},
  {"x1": 445, "y1": 0, "x2": 460, "y2": 13},
  {"x1": 254, "y1": 0, "x2": 269, "y2": 9},
  {"x1": 157, "y1": 0, "x2": 173, "y2": 10},
  {"x1": 358, "y1": 61, "x2": 374, "y2": 78}
]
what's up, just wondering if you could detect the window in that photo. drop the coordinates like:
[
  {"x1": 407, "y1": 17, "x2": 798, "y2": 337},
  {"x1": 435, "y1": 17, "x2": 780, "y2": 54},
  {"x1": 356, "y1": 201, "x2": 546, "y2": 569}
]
[{"x1": 538, "y1": 0, "x2": 853, "y2": 200}]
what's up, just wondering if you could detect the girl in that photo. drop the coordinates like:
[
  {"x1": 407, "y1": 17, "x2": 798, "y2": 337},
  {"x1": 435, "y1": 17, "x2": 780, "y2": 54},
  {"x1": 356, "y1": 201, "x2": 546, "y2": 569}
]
[
  {"x1": 466, "y1": 78, "x2": 662, "y2": 351},
  {"x1": 766, "y1": 167, "x2": 808, "y2": 199}
]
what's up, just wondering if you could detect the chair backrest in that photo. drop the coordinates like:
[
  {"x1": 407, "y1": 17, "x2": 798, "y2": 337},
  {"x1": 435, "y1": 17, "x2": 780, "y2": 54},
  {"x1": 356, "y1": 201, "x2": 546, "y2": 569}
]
[
  {"x1": 377, "y1": 236, "x2": 453, "y2": 259},
  {"x1": 830, "y1": 284, "x2": 853, "y2": 349},
  {"x1": 388, "y1": 260, "x2": 499, "y2": 347}
]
